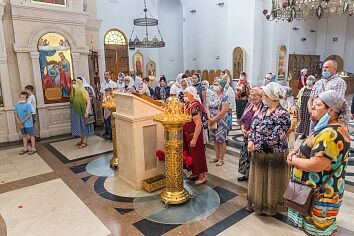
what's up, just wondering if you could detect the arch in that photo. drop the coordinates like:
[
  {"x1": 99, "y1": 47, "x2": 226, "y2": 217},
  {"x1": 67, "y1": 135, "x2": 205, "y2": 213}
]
[
  {"x1": 28, "y1": 25, "x2": 78, "y2": 51},
  {"x1": 104, "y1": 29, "x2": 128, "y2": 46},
  {"x1": 202, "y1": 70, "x2": 209, "y2": 81}
]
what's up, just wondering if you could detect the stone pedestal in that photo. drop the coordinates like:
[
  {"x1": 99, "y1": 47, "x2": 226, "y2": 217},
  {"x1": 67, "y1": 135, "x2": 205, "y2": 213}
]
[{"x1": 114, "y1": 93, "x2": 165, "y2": 190}]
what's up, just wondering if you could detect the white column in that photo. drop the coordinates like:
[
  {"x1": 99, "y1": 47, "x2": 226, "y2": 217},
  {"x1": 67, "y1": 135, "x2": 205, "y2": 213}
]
[
  {"x1": 30, "y1": 52, "x2": 49, "y2": 138},
  {"x1": 72, "y1": 52, "x2": 80, "y2": 79},
  {"x1": 0, "y1": 55, "x2": 18, "y2": 141}
]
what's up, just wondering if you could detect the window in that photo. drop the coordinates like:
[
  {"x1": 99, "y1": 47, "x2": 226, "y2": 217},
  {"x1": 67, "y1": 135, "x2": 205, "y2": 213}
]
[{"x1": 105, "y1": 30, "x2": 127, "y2": 46}]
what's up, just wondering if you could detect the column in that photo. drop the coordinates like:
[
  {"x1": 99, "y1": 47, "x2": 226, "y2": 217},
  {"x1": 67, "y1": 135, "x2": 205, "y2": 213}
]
[
  {"x1": 30, "y1": 52, "x2": 49, "y2": 138},
  {"x1": 0, "y1": 55, "x2": 18, "y2": 141},
  {"x1": 72, "y1": 52, "x2": 80, "y2": 79}
]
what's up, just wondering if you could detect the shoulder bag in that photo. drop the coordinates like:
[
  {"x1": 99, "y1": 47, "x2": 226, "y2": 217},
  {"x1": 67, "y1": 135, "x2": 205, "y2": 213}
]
[{"x1": 283, "y1": 158, "x2": 344, "y2": 216}]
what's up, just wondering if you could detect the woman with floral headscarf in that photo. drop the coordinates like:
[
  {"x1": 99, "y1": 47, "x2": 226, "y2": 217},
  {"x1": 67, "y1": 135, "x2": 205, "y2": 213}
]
[
  {"x1": 247, "y1": 82, "x2": 290, "y2": 216},
  {"x1": 70, "y1": 79, "x2": 95, "y2": 148},
  {"x1": 238, "y1": 87, "x2": 263, "y2": 181},
  {"x1": 183, "y1": 87, "x2": 208, "y2": 185},
  {"x1": 207, "y1": 77, "x2": 230, "y2": 166},
  {"x1": 287, "y1": 90, "x2": 350, "y2": 236}
]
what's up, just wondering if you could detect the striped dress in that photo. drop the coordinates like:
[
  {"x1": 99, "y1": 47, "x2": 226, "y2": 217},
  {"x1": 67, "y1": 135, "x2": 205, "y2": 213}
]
[{"x1": 288, "y1": 124, "x2": 350, "y2": 236}]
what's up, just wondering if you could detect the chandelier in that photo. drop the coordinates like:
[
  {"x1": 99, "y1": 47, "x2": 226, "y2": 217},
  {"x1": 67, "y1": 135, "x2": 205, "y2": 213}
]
[
  {"x1": 263, "y1": 0, "x2": 354, "y2": 22},
  {"x1": 129, "y1": 0, "x2": 165, "y2": 48}
]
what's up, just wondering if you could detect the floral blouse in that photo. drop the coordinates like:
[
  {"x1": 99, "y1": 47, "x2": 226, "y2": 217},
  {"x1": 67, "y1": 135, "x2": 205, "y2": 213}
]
[
  {"x1": 289, "y1": 124, "x2": 350, "y2": 235},
  {"x1": 249, "y1": 105, "x2": 290, "y2": 153},
  {"x1": 235, "y1": 82, "x2": 250, "y2": 100}
]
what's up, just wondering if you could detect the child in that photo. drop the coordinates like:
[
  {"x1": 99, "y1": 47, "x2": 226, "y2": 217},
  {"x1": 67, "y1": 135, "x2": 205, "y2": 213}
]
[
  {"x1": 282, "y1": 86, "x2": 299, "y2": 151},
  {"x1": 101, "y1": 88, "x2": 114, "y2": 141},
  {"x1": 25, "y1": 85, "x2": 40, "y2": 141},
  {"x1": 15, "y1": 91, "x2": 36, "y2": 155}
]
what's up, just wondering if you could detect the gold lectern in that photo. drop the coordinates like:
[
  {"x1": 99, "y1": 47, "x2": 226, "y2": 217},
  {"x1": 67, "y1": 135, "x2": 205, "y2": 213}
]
[{"x1": 153, "y1": 96, "x2": 191, "y2": 205}]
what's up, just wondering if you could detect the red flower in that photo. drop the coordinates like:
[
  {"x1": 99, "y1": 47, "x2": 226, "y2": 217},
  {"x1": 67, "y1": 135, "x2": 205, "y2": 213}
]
[{"x1": 156, "y1": 150, "x2": 165, "y2": 161}]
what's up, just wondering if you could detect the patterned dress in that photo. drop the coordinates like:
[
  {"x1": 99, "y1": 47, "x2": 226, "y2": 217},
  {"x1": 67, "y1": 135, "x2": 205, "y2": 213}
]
[
  {"x1": 288, "y1": 124, "x2": 350, "y2": 236},
  {"x1": 238, "y1": 102, "x2": 263, "y2": 177},
  {"x1": 247, "y1": 105, "x2": 291, "y2": 215},
  {"x1": 209, "y1": 93, "x2": 230, "y2": 142},
  {"x1": 297, "y1": 87, "x2": 312, "y2": 136}
]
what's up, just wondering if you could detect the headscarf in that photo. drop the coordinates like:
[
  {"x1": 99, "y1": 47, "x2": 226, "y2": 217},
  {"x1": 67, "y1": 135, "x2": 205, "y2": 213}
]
[
  {"x1": 264, "y1": 73, "x2": 276, "y2": 85},
  {"x1": 301, "y1": 68, "x2": 308, "y2": 75},
  {"x1": 243, "y1": 86, "x2": 262, "y2": 114},
  {"x1": 262, "y1": 82, "x2": 286, "y2": 101},
  {"x1": 216, "y1": 77, "x2": 227, "y2": 89},
  {"x1": 182, "y1": 77, "x2": 193, "y2": 88},
  {"x1": 137, "y1": 81, "x2": 149, "y2": 95},
  {"x1": 124, "y1": 76, "x2": 134, "y2": 89},
  {"x1": 281, "y1": 86, "x2": 295, "y2": 110},
  {"x1": 175, "y1": 73, "x2": 184, "y2": 87},
  {"x1": 318, "y1": 90, "x2": 350, "y2": 123},
  {"x1": 184, "y1": 86, "x2": 201, "y2": 103},
  {"x1": 78, "y1": 76, "x2": 95, "y2": 97},
  {"x1": 238, "y1": 72, "x2": 248, "y2": 84},
  {"x1": 70, "y1": 79, "x2": 89, "y2": 116},
  {"x1": 202, "y1": 80, "x2": 210, "y2": 88}
]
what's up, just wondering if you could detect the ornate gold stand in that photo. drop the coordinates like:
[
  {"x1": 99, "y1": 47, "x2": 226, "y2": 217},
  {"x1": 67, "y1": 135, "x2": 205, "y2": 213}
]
[
  {"x1": 108, "y1": 106, "x2": 119, "y2": 169},
  {"x1": 153, "y1": 96, "x2": 191, "y2": 205}
]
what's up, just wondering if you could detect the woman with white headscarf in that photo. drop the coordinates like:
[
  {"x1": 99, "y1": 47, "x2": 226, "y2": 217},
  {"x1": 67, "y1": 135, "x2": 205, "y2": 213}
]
[
  {"x1": 183, "y1": 87, "x2": 208, "y2": 185},
  {"x1": 137, "y1": 81, "x2": 151, "y2": 97},
  {"x1": 170, "y1": 73, "x2": 186, "y2": 97},
  {"x1": 123, "y1": 76, "x2": 136, "y2": 93},
  {"x1": 247, "y1": 82, "x2": 291, "y2": 216},
  {"x1": 287, "y1": 90, "x2": 350, "y2": 236}
]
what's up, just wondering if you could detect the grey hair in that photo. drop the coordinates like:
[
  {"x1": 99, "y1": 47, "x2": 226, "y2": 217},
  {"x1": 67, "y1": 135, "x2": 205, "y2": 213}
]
[{"x1": 328, "y1": 60, "x2": 338, "y2": 70}]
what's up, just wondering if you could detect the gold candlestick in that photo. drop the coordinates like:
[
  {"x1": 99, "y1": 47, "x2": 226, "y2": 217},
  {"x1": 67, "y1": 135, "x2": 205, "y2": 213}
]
[
  {"x1": 153, "y1": 96, "x2": 191, "y2": 205},
  {"x1": 104, "y1": 93, "x2": 118, "y2": 169}
]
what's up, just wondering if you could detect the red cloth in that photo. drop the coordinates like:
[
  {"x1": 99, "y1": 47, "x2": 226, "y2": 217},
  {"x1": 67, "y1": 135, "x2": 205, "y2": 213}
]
[
  {"x1": 183, "y1": 101, "x2": 208, "y2": 176},
  {"x1": 297, "y1": 75, "x2": 307, "y2": 90}
]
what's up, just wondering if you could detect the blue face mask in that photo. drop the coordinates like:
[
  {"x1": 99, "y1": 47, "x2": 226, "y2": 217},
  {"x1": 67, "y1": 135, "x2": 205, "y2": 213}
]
[
  {"x1": 313, "y1": 112, "x2": 331, "y2": 132},
  {"x1": 262, "y1": 99, "x2": 269, "y2": 106},
  {"x1": 322, "y1": 71, "x2": 331, "y2": 79}
]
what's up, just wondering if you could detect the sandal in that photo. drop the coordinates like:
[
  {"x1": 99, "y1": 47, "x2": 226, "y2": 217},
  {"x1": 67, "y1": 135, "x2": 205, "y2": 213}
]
[
  {"x1": 188, "y1": 174, "x2": 199, "y2": 181},
  {"x1": 75, "y1": 142, "x2": 82, "y2": 146},
  {"x1": 216, "y1": 160, "x2": 224, "y2": 166},
  {"x1": 195, "y1": 174, "x2": 207, "y2": 185},
  {"x1": 78, "y1": 143, "x2": 88, "y2": 149},
  {"x1": 209, "y1": 158, "x2": 219, "y2": 163},
  {"x1": 19, "y1": 150, "x2": 29, "y2": 155},
  {"x1": 28, "y1": 150, "x2": 37, "y2": 155}
]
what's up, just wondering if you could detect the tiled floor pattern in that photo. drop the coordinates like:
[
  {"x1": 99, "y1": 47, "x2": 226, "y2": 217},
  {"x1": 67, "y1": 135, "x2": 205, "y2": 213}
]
[{"x1": 1, "y1": 104, "x2": 354, "y2": 236}]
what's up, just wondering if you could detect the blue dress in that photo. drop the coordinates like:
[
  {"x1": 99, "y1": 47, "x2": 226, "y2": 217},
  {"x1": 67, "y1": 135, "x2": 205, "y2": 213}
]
[{"x1": 70, "y1": 107, "x2": 95, "y2": 137}]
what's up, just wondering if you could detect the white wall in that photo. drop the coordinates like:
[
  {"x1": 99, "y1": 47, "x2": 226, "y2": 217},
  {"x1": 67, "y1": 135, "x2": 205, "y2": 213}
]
[
  {"x1": 344, "y1": 15, "x2": 354, "y2": 72},
  {"x1": 182, "y1": 0, "x2": 228, "y2": 71},
  {"x1": 157, "y1": 0, "x2": 183, "y2": 80}
]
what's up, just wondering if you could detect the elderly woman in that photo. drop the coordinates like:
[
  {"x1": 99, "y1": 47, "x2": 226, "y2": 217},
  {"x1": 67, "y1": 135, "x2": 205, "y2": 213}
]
[
  {"x1": 180, "y1": 77, "x2": 192, "y2": 102},
  {"x1": 238, "y1": 87, "x2": 263, "y2": 181},
  {"x1": 123, "y1": 76, "x2": 136, "y2": 93},
  {"x1": 202, "y1": 80, "x2": 213, "y2": 108},
  {"x1": 191, "y1": 73, "x2": 207, "y2": 106},
  {"x1": 235, "y1": 72, "x2": 250, "y2": 121},
  {"x1": 247, "y1": 82, "x2": 290, "y2": 215},
  {"x1": 70, "y1": 79, "x2": 95, "y2": 148},
  {"x1": 170, "y1": 73, "x2": 186, "y2": 96},
  {"x1": 183, "y1": 87, "x2": 208, "y2": 185},
  {"x1": 287, "y1": 90, "x2": 350, "y2": 236},
  {"x1": 282, "y1": 86, "x2": 299, "y2": 151},
  {"x1": 297, "y1": 75, "x2": 316, "y2": 139},
  {"x1": 137, "y1": 81, "x2": 151, "y2": 97},
  {"x1": 207, "y1": 78, "x2": 230, "y2": 166}
]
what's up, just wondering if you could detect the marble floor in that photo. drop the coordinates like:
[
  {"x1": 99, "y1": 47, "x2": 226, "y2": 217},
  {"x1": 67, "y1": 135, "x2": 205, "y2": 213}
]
[{"x1": 1, "y1": 111, "x2": 354, "y2": 235}]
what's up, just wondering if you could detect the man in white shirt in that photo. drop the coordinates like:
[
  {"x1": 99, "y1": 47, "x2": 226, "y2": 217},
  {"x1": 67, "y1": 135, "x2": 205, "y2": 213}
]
[{"x1": 100, "y1": 71, "x2": 117, "y2": 98}]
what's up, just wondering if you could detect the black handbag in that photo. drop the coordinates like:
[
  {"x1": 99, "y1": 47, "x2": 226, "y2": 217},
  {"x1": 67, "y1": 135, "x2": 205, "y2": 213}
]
[{"x1": 284, "y1": 161, "x2": 343, "y2": 216}]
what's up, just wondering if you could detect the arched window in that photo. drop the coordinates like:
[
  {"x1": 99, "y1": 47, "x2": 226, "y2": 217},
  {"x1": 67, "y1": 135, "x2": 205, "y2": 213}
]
[
  {"x1": 104, "y1": 29, "x2": 129, "y2": 79},
  {"x1": 38, "y1": 32, "x2": 73, "y2": 104},
  {"x1": 104, "y1": 30, "x2": 127, "y2": 46}
]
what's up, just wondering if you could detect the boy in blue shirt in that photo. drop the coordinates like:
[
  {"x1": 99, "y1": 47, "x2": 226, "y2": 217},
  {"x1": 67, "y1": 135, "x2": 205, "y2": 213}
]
[{"x1": 15, "y1": 91, "x2": 36, "y2": 155}]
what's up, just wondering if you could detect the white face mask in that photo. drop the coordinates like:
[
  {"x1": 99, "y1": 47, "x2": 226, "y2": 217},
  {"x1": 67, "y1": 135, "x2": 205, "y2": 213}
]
[
  {"x1": 18, "y1": 100, "x2": 26, "y2": 103},
  {"x1": 183, "y1": 96, "x2": 188, "y2": 102},
  {"x1": 306, "y1": 80, "x2": 314, "y2": 86}
]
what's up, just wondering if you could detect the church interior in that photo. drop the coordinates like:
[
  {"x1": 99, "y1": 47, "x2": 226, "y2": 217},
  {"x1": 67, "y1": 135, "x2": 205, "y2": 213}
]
[{"x1": 1, "y1": 0, "x2": 354, "y2": 235}]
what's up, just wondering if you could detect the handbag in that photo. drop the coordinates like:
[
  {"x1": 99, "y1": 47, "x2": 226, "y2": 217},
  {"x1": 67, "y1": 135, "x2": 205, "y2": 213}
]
[
  {"x1": 84, "y1": 115, "x2": 95, "y2": 124},
  {"x1": 208, "y1": 122, "x2": 217, "y2": 130},
  {"x1": 284, "y1": 160, "x2": 344, "y2": 216}
]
